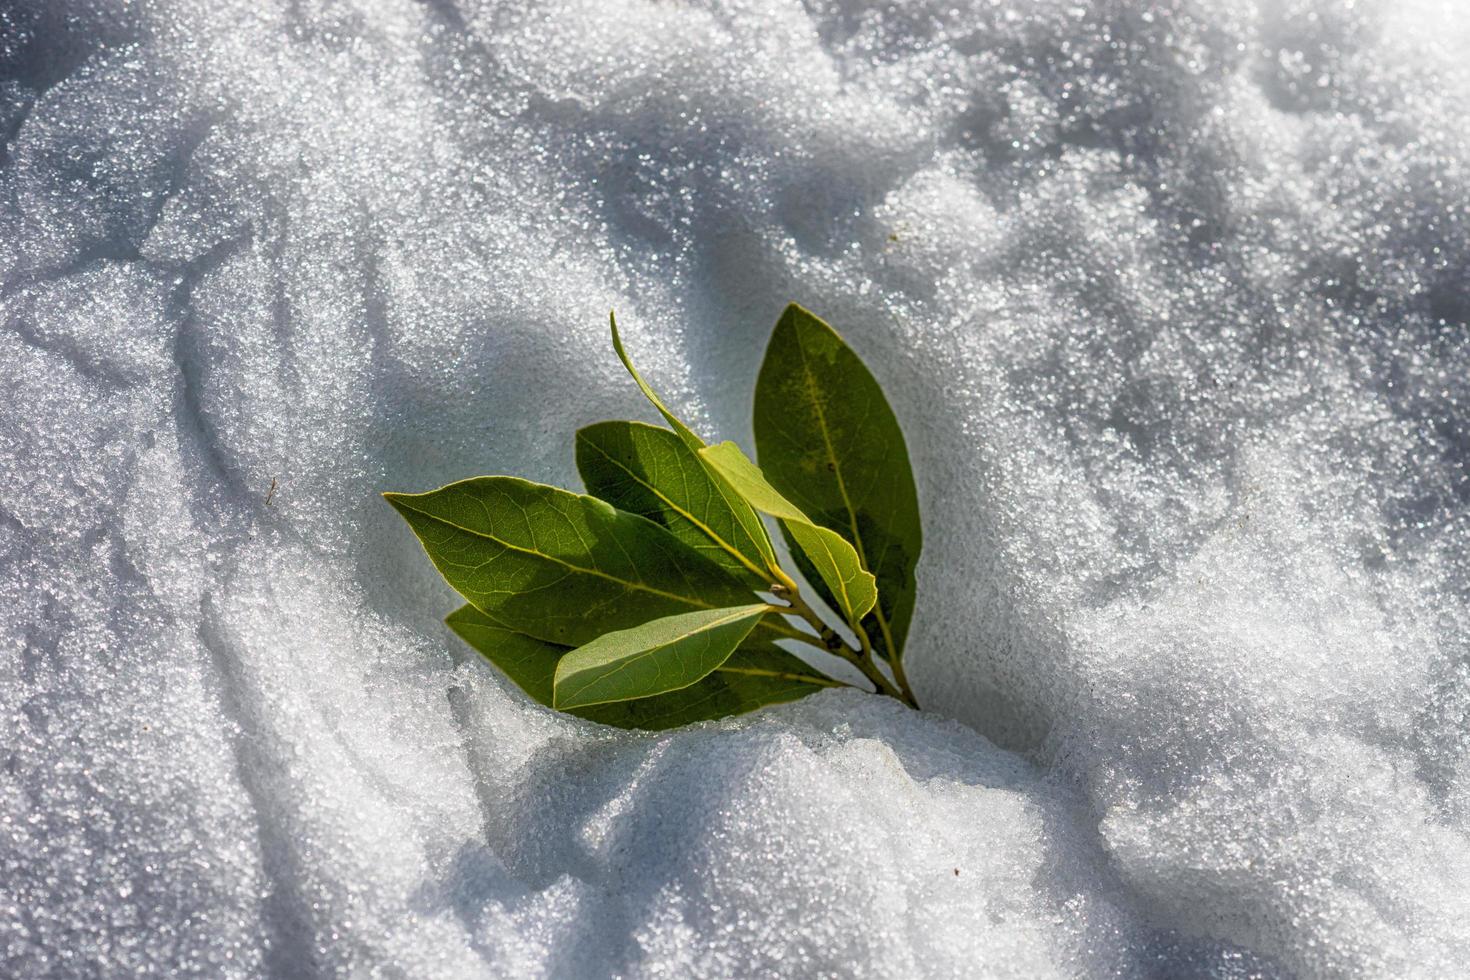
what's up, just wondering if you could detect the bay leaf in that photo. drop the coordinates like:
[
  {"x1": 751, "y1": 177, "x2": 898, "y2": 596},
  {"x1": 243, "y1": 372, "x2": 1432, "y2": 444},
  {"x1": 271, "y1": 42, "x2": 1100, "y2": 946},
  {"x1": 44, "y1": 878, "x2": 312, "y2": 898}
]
[
  {"x1": 754, "y1": 304, "x2": 922, "y2": 662},
  {"x1": 608, "y1": 312, "x2": 777, "y2": 573},
  {"x1": 553, "y1": 603, "x2": 771, "y2": 709},
  {"x1": 449, "y1": 604, "x2": 840, "y2": 729},
  {"x1": 698, "y1": 441, "x2": 877, "y2": 627},
  {"x1": 577, "y1": 420, "x2": 771, "y2": 589},
  {"x1": 385, "y1": 477, "x2": 756, "y2": 647}
]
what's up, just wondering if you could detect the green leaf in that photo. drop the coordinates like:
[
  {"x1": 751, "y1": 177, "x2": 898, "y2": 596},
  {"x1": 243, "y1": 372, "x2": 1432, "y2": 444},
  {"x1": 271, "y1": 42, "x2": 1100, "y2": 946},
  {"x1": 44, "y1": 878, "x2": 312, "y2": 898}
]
[
  {"x1": 445, "y1": 604, "x2": 561, "y2": 705},
  {"x1": 609, "y1": 312, "x2": 705, "y2": 455},
  {"x1": 608, "y1": 639, "x2": 839, "y2": 729},
  {"x1": 753, "y1": 304, "x2": 922, "y2": 663},
  {"x1": 698, "y1": 441, "x2": 877, "y2": 627},
  {"x1": 448, "y1": 604, "x2": 840, "y2": 729},
  {"x1": 385, "y1": 476, "x2": 758, "y2": 647},
  {"x1": 576, "y1": 420, "x2": 771, "y2": 589},
  {"x1": 553, "y1": 603, "x2": 771, "y2": 709},
  {"x1": 609, "y1": 312, "x2": 777, "y2": 572}
]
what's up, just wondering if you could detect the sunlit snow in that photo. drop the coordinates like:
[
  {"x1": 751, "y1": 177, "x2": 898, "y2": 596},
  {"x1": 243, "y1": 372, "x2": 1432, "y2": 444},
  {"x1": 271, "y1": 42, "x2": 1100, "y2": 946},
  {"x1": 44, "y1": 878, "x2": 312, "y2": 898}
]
[{"x1": 4, "y1": 0, "x2": 1470, "y2": 976}]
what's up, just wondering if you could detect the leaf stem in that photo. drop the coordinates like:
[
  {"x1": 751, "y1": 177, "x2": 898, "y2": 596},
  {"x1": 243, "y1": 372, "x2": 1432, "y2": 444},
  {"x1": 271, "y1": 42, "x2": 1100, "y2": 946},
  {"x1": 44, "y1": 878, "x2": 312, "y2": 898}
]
[
  {"x1": 769, "y1": 574, "x2": 910, "y2": 705},
  {"x1": 845, "y1": 639, "x2": 907, "y2": 702},
  {"x1": 758, "y1": 615, "x2": 819, "y2": 644},
  {"x1": 886, "y1": 651, "x2": 919, "y2": 708},
  {"x1": 853, "y1": 624, "x2": 916, "y2": 707}
]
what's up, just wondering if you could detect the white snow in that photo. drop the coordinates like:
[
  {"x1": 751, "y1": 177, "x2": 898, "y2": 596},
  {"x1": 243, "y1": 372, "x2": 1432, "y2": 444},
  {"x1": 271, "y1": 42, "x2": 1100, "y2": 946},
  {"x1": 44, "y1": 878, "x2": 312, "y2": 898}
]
[{"x1": 4, "y1": 0, "x2": 1470, "y2": 976}]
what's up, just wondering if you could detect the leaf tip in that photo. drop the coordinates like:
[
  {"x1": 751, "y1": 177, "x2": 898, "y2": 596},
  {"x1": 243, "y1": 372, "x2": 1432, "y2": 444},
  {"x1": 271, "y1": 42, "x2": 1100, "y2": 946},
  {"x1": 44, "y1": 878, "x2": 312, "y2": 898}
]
[
  {"x1": 572, "y1": 421, "x2": 604, "y2": 444},
  {"x1": 381, "y1": 491, "x2": 420, "y2": 521},
  {"x1": 607, "y1": 309, "x2": 640, "y2": 380}
]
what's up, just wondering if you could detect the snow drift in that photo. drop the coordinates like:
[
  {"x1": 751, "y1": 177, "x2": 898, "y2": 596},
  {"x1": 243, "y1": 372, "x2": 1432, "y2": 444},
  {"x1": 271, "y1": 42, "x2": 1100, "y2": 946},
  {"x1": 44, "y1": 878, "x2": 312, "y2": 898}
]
[{"x1": 4, "y1": 0, "x2": 1470, "y2": 975}]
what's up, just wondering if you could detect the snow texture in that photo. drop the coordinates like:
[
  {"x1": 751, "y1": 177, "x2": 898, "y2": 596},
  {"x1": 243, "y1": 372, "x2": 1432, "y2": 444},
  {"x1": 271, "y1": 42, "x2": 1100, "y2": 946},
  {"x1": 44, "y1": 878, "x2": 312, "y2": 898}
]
[{"x1": 3, "y1": 0, "x2": 1470, "y2": 976}]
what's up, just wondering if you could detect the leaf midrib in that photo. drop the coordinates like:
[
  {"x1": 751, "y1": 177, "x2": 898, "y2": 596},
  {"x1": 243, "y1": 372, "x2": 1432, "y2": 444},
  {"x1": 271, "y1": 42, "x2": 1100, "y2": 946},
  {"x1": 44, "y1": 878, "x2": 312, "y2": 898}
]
[
  {"x1": 792, "y1": 323, "x2": 899, "y2": 654},
  {"x1": 578, "y1": 430, "x2": 770, "y2": 585},
  {"x1": 391, "y1": 494, "x2": 722, "y2": 610},
  {"x1": 717, "y1": 665, "x2": 844, "y2": 687},
  {"x1": 558, "y1": 605, "x2": 769, "y2": 705},
  {"x1": 610, "y1": 314, "x2": 777, "y2": 570},
  {"x1": 794, "y1": 327, "x2": 866, "y2": 563},
  {"x1": 794, "y1": 522, "x2": 861, "y2": 617}
]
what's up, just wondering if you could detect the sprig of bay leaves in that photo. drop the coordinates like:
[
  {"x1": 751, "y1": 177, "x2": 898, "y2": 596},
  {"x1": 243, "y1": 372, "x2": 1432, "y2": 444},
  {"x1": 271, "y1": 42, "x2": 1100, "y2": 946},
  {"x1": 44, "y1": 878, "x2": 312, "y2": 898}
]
[{"x1": 386, "y1": 304, "x2": 922, "y2": 729}]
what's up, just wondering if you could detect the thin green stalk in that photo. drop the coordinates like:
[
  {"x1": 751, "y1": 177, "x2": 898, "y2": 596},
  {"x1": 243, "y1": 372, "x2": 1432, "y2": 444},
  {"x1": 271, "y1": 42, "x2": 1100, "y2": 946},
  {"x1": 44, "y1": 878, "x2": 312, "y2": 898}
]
[
  {"x1": 770, "y1": 575, "x2": 910, "y2": 704},
  {"x1": 843, "y1": 637, "x2": 907, "y2": 702},
  {"x1": 886, "y1": 648, "x2": 918, "y2": 708},
  {"x1": 853, "y1": 624, "x2": 916, "y2": 708}
]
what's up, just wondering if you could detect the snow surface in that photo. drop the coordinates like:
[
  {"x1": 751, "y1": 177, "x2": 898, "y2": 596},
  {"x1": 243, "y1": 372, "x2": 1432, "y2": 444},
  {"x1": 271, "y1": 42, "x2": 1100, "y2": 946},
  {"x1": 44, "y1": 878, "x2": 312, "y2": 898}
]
[{"x1": 4, "y1": 0, "x2": 1470, "y2": 976}]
